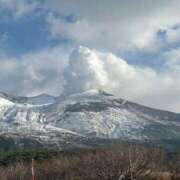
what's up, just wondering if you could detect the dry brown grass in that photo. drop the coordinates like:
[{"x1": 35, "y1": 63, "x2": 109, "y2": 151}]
[{"x1": 0, "y1": 145, "x2": 179, "y2": 180}]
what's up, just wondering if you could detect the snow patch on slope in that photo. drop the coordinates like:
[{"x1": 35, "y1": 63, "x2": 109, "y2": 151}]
[
  {"x1": 0, "y1": 97, "x2": 14, "y2": 106},
  {"x1": 0, "y1": 89, "x2": 179, "y2": 147}
]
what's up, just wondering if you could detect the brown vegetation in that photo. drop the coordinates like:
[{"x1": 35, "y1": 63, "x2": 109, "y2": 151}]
[{"x1": 0, "y1": 145, "x2": 179, "y2": 180}]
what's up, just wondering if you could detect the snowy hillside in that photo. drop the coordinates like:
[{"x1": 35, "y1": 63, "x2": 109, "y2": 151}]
[
  {"x1": 0, "y1": 92, "x2": 57, "y2": 105},
  {"x1": 0, "y1": 89, "x2": 180, "y2": 149}
]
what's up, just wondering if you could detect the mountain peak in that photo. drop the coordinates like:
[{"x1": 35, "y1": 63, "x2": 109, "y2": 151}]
[
  {"x1": 78, "y1": 89, "x2": 112, "y2": 96},
  {"x1": 64, "y1": 89, "x2": 115, "y2": 101},
  {"x1": 0, "y1": 88, "x2": 180, "y2": 150}
]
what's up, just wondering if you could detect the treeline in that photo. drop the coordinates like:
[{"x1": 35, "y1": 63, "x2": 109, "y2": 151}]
[{"x1": 0, "y1": 144, "x2": 179, "y2": 180}]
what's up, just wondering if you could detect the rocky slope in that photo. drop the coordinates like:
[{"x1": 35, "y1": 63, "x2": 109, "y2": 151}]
[{"x1": 0, "y1": 89, "x2": 179, "y2": 150}]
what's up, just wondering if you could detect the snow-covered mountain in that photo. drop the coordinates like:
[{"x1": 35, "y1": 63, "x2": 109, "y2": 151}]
[
  {"x1": 0, "y1": 89, "x2": 180, "y2": 150},
  {"x1": 0, "y1": 92, "x2": 57, "y2": 105}
]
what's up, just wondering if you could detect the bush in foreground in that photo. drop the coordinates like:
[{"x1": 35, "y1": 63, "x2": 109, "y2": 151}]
[{"x1": 0, "y1": 144, "x2": 179, "y2": 180}]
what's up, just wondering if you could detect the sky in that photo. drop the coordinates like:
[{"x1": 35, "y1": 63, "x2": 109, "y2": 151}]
[{"x1": 0, "y1": 0, "x2": 180, "y2": 112}]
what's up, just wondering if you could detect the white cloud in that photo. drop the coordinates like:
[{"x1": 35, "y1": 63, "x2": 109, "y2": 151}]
[
  {"x1": 0, "y1": 0, "x2": 180, "y2": 113},
  {"x1": 0, "y1": 45, "x2": 179, "y2": 112},
  {"x1": 0, "y1": 46, "x2": 69, "y2": 96},
  {"x1": 43, "y1": 0, "x2": 180, "y2": 113},
  {"x1": 63, "y1": 46, "x2": 180, "y2": 113},
  {"x1": 46, "y1": 0, "x2": 180, "y2": 52},
  {"x1": 47, "y1": 14, "x2": 98, "y2": 44},
  {"x1": 0, "y1": 0, "x2": 40, "y2": 18}
]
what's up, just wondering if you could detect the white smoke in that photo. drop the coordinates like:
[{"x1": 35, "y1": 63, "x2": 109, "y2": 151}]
[
  {"x1": 63, "y1": 46, "x2": 108, "y2": 95},
  {"x1": 63, "y1": 46, "x2": 180, "y2": 112},
  {"x1": 63, "y1": 46, "x2": 156, "y2": 97}
]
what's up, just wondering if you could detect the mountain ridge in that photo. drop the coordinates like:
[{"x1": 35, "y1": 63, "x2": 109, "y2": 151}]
[{"x1": 0, "y1": 89, "x2": 179, "y2": 150}]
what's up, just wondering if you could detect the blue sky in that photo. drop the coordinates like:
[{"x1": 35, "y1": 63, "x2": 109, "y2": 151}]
[
  {"x1": 0, "y1": 0, "x2": 180, "y2": 112},
  {"x1": 0, "y1": 0, "x2": 179, "y2": 68},
  {"x1": 0, "y1": 8, "x2": 71, "y2": 56}
]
